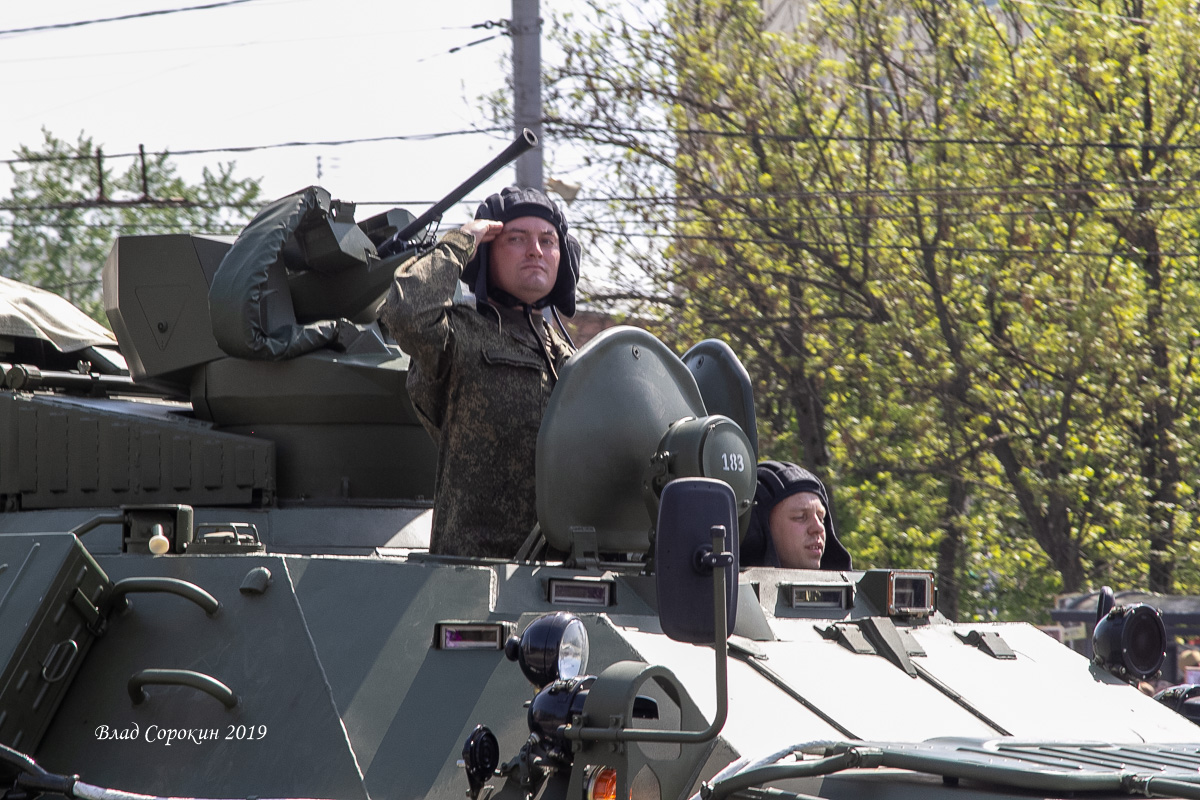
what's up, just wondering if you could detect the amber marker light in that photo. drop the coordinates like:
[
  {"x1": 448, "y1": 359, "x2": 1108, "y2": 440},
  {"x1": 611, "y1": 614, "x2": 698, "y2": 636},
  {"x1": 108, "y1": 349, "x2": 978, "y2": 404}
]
[{"x1": 587, "y1": 766, "x2": 618, "y2": 800}]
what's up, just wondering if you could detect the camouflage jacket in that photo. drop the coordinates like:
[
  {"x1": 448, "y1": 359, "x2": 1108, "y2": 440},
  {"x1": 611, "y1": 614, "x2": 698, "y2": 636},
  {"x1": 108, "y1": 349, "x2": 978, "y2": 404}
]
[{"x1": 380, "y1": 229, "x2": 575, "y2": 558}]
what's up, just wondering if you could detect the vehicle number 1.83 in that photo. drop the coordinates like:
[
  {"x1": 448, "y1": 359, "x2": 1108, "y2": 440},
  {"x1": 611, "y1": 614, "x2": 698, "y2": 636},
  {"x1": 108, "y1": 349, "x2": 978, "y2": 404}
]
[{"x1": 721, "y1": 453, "x2": 746, "y2": 472}]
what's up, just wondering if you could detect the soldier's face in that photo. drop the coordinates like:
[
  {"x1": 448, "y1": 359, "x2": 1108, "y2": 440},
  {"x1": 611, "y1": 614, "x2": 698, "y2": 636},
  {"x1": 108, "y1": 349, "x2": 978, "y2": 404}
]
[
  {"x1": 769, "y1": 492, "x2": 826, "y2": 569},
  {"x1": 489, "y1": 216, "x2": 561, "y2": 305}
]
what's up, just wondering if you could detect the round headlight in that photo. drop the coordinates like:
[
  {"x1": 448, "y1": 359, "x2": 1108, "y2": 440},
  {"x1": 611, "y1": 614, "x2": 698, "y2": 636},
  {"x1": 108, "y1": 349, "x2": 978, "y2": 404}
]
[
  {"x1": 558, "y1": 616, "x2": 589, "y2": 680},
  {"x1": 506, "y1": 612, "x2": 591, "y2": 688},
  {"x1": 1093, "y1": 603, "x2": 1166, "y2": 681},
  {"x1": 527, "y1": 675, "x2": 594, "y2": 763}
]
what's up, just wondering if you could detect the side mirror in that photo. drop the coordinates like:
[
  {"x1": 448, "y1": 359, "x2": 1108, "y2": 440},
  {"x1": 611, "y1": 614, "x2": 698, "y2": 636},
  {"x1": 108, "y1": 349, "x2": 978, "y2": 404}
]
[
  {"x1": 486, "y1": 478, "x2": 735, "y2": 800},
  {"x1": 655, "y1": 478, "x2": 739, "y2": 644}
]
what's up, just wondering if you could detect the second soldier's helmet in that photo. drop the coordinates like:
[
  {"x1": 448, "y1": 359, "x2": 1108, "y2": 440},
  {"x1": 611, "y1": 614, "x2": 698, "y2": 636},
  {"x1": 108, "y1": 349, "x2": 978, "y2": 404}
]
[{"x1": 742, "y1": 460, "x2": 853, "y2": 570}]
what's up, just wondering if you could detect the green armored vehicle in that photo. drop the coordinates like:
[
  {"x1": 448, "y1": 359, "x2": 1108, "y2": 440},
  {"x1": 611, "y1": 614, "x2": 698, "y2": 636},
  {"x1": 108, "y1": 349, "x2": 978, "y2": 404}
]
[{"x1": 2, "y1": 133, "x2": 1200, "y2": 800}]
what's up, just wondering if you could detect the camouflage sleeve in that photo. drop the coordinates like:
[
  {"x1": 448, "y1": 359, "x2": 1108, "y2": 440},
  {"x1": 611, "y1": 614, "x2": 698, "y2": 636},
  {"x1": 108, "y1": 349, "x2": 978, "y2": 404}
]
[{"x1": 380, "y1": 229, "x2": 477, "y2": 370}]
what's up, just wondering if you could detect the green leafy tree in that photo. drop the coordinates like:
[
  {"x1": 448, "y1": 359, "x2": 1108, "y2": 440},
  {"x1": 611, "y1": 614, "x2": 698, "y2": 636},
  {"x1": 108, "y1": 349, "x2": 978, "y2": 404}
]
[
  {"x1": 538, "y1": 0, "x2": 1200, "y2": 618},
  {"x1": 0, "y1": 129, "x2": 262, "y2": 322}
]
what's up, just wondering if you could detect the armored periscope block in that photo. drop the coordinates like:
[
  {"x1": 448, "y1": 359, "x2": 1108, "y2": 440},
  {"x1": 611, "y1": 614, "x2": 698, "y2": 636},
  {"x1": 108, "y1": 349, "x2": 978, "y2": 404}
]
[
  {"x1": 0, "y1": 533, "x2": 111, "y2": 751},
  {"x1": 102, "y1": 234, "x2": 231, "y2": 390}
]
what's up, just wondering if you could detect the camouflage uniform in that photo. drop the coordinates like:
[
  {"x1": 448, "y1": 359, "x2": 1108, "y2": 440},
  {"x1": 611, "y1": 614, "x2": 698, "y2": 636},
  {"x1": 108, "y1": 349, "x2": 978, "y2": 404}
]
[{"x1": 381, "y1": 229, "x2": 575, "y2": 558}]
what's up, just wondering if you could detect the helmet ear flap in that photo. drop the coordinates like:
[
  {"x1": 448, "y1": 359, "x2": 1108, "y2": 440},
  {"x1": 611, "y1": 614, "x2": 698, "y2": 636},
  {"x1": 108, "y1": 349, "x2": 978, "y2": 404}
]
[
  {"x1": 547, "y1": 233, "x2": 581, "y2": 318},
  {"x1": 462, "y1": 194, "x2": 505, "y2": 292}
]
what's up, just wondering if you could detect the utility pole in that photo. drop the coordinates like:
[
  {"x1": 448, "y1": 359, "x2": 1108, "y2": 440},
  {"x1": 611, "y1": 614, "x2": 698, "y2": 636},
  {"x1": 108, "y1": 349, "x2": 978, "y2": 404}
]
[{"x1": 511, "y1": 0, "x2": 543, "y2": 189}]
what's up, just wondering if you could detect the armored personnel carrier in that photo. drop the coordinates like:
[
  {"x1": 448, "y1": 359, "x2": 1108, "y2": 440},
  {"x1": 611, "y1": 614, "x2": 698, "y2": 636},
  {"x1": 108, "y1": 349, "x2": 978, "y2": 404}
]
[{"x1": 2, "y1": 133, "x2": 1200, "y2": 800}]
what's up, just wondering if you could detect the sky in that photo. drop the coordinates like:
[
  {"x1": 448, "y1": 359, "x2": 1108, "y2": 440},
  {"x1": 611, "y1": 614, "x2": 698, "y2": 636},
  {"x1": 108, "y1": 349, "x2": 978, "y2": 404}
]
[{"x1": 0, "y1": 0, "x2": 588, "y2": 228}]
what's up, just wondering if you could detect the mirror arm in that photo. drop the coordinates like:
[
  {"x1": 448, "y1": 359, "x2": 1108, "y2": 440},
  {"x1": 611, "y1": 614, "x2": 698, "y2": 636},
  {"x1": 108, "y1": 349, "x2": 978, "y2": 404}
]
[{"x1": 566, "y1": 527, "x2": 730, "y2": 744}]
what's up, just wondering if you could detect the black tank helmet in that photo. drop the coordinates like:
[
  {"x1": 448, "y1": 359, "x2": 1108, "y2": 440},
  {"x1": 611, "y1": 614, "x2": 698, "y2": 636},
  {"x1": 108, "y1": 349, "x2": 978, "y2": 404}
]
[
  {"x1": 741, "y1": 460, "x2": 853, "y2": 570},
  {"x1": 461, "y1": 186, "x2": 581, "y2": 317}
]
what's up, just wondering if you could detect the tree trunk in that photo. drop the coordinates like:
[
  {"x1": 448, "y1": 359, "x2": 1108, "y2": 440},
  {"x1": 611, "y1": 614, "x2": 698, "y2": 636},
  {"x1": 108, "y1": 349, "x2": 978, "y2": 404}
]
[
  {"x1": 987, "y1": 422, "x2": 1085, "y2": 593},
  {"x1": 781, "y1": 277, "x2": 830, "y2": 467},
  {"x1": 936, "y1": 476, "x2": 967, "y2": 621},
  {"x1": 1136, "y1": 227, "x2": 1180, "y2": 593}
]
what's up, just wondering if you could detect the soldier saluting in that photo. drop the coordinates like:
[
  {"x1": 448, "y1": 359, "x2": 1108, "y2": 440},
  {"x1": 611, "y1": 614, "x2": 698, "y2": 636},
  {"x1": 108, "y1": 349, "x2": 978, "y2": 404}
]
[{"x1": 381, "y1": 187, "x2": 580, "y2": 558}]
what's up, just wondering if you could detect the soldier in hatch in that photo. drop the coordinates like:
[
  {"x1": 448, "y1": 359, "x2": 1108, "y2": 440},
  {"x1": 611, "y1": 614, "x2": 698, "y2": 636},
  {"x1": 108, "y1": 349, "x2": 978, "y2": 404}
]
[
  {"x1": 380, "y1": 187, "x2": 580, "y2": 559},
  {"x1": 740, "y1": 460, "x2": 852, "y2": 570}
]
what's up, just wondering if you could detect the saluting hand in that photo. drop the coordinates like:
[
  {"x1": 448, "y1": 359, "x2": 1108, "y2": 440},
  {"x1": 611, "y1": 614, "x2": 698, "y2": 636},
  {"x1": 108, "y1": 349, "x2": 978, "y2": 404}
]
[{"x1": 461, "y1": 219, "x2": 504, "y2": 245}]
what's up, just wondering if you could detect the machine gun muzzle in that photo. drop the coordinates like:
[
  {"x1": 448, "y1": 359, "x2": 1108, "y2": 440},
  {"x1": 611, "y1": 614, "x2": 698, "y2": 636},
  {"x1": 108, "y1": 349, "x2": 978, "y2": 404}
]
[{"x1": 390, "y1": 128, "x2": 539, "y2": 245}]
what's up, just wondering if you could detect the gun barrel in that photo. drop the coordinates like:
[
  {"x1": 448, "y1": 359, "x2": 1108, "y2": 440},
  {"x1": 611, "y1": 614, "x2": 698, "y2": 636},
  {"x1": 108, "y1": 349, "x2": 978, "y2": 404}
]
[
  {"x1": 1, "y1": 363, "x2": 172, "y2": 397},
  {"x1": 393, "y1": 128, "x2": 539, "y2": 243}
]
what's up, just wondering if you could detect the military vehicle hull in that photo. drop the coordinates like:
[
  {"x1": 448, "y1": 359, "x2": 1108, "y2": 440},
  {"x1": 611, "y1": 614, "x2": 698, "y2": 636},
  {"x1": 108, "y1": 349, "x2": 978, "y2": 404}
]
[
  {"x1": 4, "y1": 138, "x2": 1200, "y2": 799},
  {"x1": 9, "y1": 536, "x2": 1200, "y2": 800}
]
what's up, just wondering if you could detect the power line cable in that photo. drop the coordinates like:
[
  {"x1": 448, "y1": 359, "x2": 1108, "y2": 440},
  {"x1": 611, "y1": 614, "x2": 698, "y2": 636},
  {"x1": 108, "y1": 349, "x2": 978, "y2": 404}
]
[
  {"x1": 1007, "y1": 0, "x2": 1151, "y2": 24},
  {"x1": 3, "y1": 163, "x2": 1198, "y2": 213},
  {"x1": 545, "y1": 120, "x2": 1200, "y2": 152},
  {"x1": 4, "y1": 125, "x2": 1197, "y2": 169},
  {"x1": 420, "y1": 19, "x2": 511, "y2": 62},
  {"x1": 607, "y1": 203, "x2": 1200, "y2": 225},
  {"x1": 572, "y1": 225, "x2": 1200, "y2": 259},
  {"x1": 6, "y1": 191, "x2": 1200, "y2": 218},
  {"x1": 0, "y1": 0, "x2": 268, "y2": 37},
  {"x1": 0, "y1": 128, "x2": 510, "y2": 166},
  {"x1": 567, "y1": 182, "x2": 1200, "y2": 205}
]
